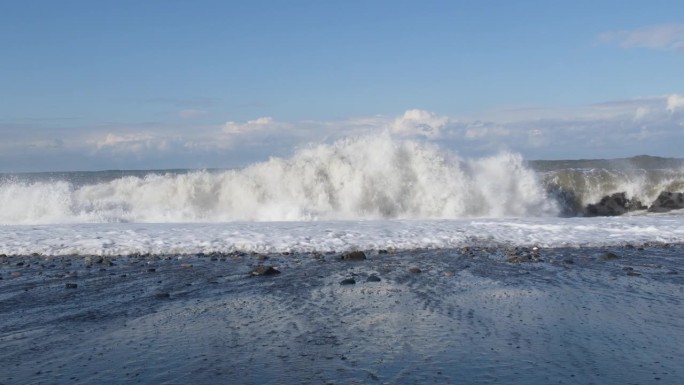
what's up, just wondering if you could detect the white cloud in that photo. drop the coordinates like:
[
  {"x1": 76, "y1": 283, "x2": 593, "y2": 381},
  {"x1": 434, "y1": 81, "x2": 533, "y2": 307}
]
[
  {"x1": 3, "y1": 95, "x2": 684, "y2": 172},
  {"x1": 666, "y1": 94, "x2": 684, "y2": 112},
  {"x1": 599, "y1": 24, "x2": 684, "y2": 51},
  {"x1": 463, "y1": 121, "x2": 510, "y2": 139},
  {"x1": 223, "y1": 116, "x2": 279, "y2": 134},
  {"x1": 634, "y1": 107, "x2": 650, "y2": 120},
  {"x1": 95, "y1": 133, "x2": 168, "y2": 153},
  {"x1": 391, "y1": 109, "x2": 449, "y2": 139}
]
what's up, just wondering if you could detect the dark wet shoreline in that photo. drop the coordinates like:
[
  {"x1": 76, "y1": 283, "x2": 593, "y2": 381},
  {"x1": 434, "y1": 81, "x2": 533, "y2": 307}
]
[{"x1": 1, "y1": 245, "x2": 683, "y2": 384}]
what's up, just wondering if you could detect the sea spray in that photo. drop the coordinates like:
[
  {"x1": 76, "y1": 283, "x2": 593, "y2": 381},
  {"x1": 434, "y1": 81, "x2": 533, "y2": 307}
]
[
  {"x1": 540, "y1": 168, "x2": 684, "y2": 208},
  {"x1": 0, "y1": 135, "x2": 555, "y2": 224}
]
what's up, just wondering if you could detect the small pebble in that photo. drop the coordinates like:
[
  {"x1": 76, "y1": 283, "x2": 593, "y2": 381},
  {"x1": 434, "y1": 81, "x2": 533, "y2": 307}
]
[
  {"x1": 366, "y1": 275, "x2": 381, "y2": 282},
  {"x1": 250, "y1": 266, "x2": 280, "y2": 276},
  {"x1": 340, "y1": 251, "x2": 367, "y2": 261}
]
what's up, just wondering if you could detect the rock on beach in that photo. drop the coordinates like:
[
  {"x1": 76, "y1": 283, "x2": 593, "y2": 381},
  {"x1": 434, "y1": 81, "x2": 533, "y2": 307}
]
[
  {"x1": 340, "y1": 251, "x2": 367, "y2": 261},
  {"x1": 250, "y1": 266, "x2": 281, "y2": 276}
]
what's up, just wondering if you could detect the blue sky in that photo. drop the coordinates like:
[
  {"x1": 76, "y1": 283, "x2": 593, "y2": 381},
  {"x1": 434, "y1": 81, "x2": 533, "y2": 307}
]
[{"x1": 1, "y1": 0, "x2": 683, "y2": 171}]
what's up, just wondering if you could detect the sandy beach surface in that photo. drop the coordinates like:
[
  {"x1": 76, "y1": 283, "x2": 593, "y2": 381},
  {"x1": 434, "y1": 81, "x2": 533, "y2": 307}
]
[{"x1": 1, "y1": 245, "x2": 683, "y2": 384}]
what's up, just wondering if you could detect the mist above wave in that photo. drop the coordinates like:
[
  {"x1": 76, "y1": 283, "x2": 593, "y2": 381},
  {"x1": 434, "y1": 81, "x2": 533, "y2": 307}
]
[{"x1": 0, "y1": 135, "x2": 555, "y2": 224}]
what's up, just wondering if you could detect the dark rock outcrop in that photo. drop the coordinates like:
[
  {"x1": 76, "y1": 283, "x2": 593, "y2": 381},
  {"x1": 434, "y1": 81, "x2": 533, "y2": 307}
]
[
  {"x1": 250, "y1": 266, "x2": 281, "y2": 276},
  {"x1": 340, "y1": 251, "x2": 367, "y2": 261},
  {"x1": 648, "y1": 192, "x2": 684, "y2": 213},
  {"x1": 599, "y1": 251, "x2": 620, "y2": 261},
  {"x1": 584, "y1": 193, "x2": 646, "y2": 217}
]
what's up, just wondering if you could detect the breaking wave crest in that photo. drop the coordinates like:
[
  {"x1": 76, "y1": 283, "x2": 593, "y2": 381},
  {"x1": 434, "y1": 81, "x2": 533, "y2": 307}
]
[
  {"x1": 0, "y1": 135, "x2": 555, "y2": 224},
  {"x1": 541, "y1": 168, "x2": 684, "y2": 207}
]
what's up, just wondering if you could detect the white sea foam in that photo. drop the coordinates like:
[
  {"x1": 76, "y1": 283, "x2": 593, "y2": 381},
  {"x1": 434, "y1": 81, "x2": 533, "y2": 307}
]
[
  {"x1": 543, "y1": 168, "x2": 684, "y2": 206},
  {"x1": 1, "y1": 216, "x2": 682, "y2": 256},
  {"x1": 0, "y1": 135, "x2": 556, "y2": 224}
]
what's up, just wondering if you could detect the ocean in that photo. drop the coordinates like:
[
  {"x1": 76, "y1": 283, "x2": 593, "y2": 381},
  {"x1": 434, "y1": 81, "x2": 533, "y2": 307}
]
[
  {"x1": 1, "y1": 136, "x2": 683, "y2": 255},
  {"x1": 1, "y1": 136, "x2": 683, "y2": 384}
]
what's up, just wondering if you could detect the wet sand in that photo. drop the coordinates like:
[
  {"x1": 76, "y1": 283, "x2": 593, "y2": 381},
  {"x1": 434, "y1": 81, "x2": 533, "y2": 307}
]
[{"x1": 1, "y1": 245, "x2": 683, "y2": 384}]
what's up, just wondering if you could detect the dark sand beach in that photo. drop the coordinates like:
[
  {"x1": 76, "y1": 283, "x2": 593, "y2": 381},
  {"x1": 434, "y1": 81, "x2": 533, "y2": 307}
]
[{"x1": 1, "y1": 245, "x2": 682, "y2": 384}]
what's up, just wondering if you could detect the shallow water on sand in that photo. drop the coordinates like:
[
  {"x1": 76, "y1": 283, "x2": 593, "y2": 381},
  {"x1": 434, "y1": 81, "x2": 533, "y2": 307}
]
[{"x1": 1, "y1": 245, "x2": 683, "y2": 384}]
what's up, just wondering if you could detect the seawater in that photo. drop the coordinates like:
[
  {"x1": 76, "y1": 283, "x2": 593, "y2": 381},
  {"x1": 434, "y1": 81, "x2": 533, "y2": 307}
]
[{"x1": 1, "y1": 135, "x2": 682, "y2": 256}]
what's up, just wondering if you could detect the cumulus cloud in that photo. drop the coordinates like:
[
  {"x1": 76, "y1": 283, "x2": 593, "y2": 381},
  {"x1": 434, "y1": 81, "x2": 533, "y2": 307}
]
[
  {"x1": 2, "y1": 95, "x2": 684, "y2": 172},
  {"x1": 391, "y1": 109, "x2": 449, "y2": 138},
  {"x1": 666, "y1": 94, "x2": 684, "y2": 112},
  {"x1": 599, "y1": 24, "x2": 684, "y2": 51}
]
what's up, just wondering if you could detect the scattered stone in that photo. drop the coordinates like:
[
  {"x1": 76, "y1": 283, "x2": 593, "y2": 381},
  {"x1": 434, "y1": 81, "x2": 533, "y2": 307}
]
[
  {"x1": 65, "y1": 283, "x2": 78, "y2": 289},
  {"x1": 443, "y1": 271, "x2": 455, "y2": 277},
  {"x1": 378, "y1": 250, "x2": 388, "y2": 255},
  {"x1": 563, "y1": 258, "x2": 574, "y2": 264},
  {"x1": 11, "y1": 272, "x2": 22, "y2": 278},
  {"x1": 154, "y1": 292, "x2": 170, "y2": 299},
  {"x1": 180, "y1": 263, "x2": 193, "y2": 268},
  {"x1": 408, "y1": 267, "x2": 422, "y2": 273},
  {"x1": 622, "y1": 266, "x2": 634, "y2": 272},
  {"x1": 366, "y1": 275, "x2": 381, "y2": 282},
  {"x1": 584, "y1": 192, "x2": 646, "y2": 217},
  {"x1": 340, "y1": 278, "x2": 356, "y2": 285},
  {"x1": 147, "y1": 268, "x2": 156, "y2": 272},
  {"x1": 340, "y1": 251, "x2": 367, "y2": 261},
  {"x1": 648, "y1": 191, "x2": 684, "y2": 213},
  {"x1": 256, "y1": 255, "x2": 269, "y2": 261},
  {"x1": 250, "y1": 266, "x2": 281, "y2": 276},
  {"x1": 626, "y1": 271, "x2": 642, "y2": 276},
  {"x1": 600, "y1": 252, "x2": 621, "y2": 261}
]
